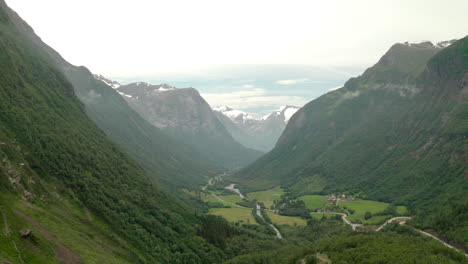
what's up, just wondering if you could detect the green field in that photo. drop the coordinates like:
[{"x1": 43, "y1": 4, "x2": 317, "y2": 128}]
[
  {"x1": 266, "y1": 212, "x2": 307, "y2": 226},
  {"x1": 340, "y1": 199, "x2": 407, "y2": 224},
  {"x1": 208, "y1": 208, "x2": 258, "y2": 225},
  {"x1": 311, "y1": 213, "x2": 339, "y2": 220},
  {"x1": 396, "y1": 206, "x2": 408, "y2": 215},
  {"x1": 219, "y1": 194, "x2": 244, "y2": 204},
  {"x1": 299, "y1": 195, "x2": 329, "y2": 210},
  {"x1": 246, "y1": 186, "x2": 285, "y2": 209}
]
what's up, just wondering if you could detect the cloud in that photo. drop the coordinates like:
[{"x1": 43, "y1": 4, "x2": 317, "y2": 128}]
[
  {"x1": 201, "y1": 88, "x2": 311, "y2": 113},
  {"x1": 80, "y1": 90, "x2": 102, "y2": 104},
  {"x1": 242, "y1": 84, "x2": 255, "y2": 88},
  {"x1": 275, "y1": 78, "x2": 308, "y2": 85}
]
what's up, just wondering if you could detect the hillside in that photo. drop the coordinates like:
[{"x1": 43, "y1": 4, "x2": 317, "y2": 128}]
[
  {"x1": 0, "y1": 2, "x2": 229, "y2": 262},
  {"x1": 116, "y1": 82, "x2": 262, "y2": 169},
  {"x1": 233, "y1": 38, "x2": 468, "y2": 246},
  {"x1": 1, "y1": 2, "x2": 221, "y2": 192},
  {"x1": 213, "y1": 105, "x2": 300, "y2": 152}
]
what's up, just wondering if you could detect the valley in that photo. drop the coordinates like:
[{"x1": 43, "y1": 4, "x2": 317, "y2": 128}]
[
  {"x1": 0, "y1": 0, "x2": 466, "y2": 263},
  {"x1": 199, "y1": 174, "x2": 468, "y2": 258}
]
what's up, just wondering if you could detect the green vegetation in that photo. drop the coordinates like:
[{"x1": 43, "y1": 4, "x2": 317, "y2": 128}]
[
  {"x1": 300, "y1": 195, "x2": 329, "y2": 210},
  {"x1": 311, "y1": 213, "x2": 340, "y2": 220},
  {"x1": 340, "y1": 199, "x2": 398, "y2": 224},
  {"x1": 209, "y1": 208, "x2": 258, "y2": 225},
  {"x1": 234, "y1": 36, "x2": 468, "y2": 246},
  {"x1": 266, "y1": 212, "x2": 307, "y2": 227},
  {"x1": 314, "y1": 232, "x2": 467, "y2": 264},
  {"x1": 246, "y1": 186, "x2": 284, "y2": 209}
]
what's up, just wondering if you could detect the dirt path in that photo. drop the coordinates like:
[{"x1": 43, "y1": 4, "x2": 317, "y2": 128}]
[
  {"x1": 13, "y1": 241, "x2": 25, "y2": 264},
  {"x1": 375, "y1": 216, "x2": 467, "y2": 257},
  {"x1": 375, "y1": 216, "x2": 412, "y2": 231},
  {"x1": 1, "y1": 207, "x2": 10, "y2": 237},
  {"x1": 211, "y1": 194, "x2": 250, "y2": 209},
  {"x1": 310, "y1": 212, "x2": 362, "y2": 230}
]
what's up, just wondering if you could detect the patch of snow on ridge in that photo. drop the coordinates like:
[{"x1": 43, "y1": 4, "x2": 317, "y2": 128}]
[
  {"x1": 214, "y1": 106, "x2": 257, "y2": 122},
  {"x1": 118, "y1": 91, "x2": 132, "y2": 98},
  {"x1": 261, "y1": 113, "x2": 272, "y2": 120},
  {"x1": 93, "y1": 74, "x2": 121, "y2": 89},
  {"x1": 402, "y1": 39, "x2": 457, "y2": 49},
  {"x1": 284, "y1": 107, "x2": 299, "y2": 122}
]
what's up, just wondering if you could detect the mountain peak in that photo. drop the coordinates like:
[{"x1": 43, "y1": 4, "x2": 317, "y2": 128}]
[
  {"x1": 401, "y1": 39, "x2": 457, "y2": 49},
  {"x1": 93, "y1": 74, "x2": 121, "y2": 89}
]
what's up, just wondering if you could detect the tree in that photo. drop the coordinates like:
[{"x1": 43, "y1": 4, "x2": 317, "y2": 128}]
[{"x1": 364, "y1": 211, "x2": 372, "y2": 220}]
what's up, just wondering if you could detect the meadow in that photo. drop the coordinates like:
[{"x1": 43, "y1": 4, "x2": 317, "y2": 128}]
[
  {"x1": 208, "y1": 208, "x2": 258, "y2": 225},
  {"x1": 246, "y1": 186, "x2": 285, "y2": 209},
  {"x1": 266, "y1": 212, "x2": 307, "y2": 227}
]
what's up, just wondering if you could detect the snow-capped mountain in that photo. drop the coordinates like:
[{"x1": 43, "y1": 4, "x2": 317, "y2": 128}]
[
  {"x1": 213, "y1": 105, "x2": 300, "y2": 152},
  {"x1": 109, "y1": 80, "x2": 262, "y2": 168},
  {"x1": 402, "y1": 39, "x2": 457, "y2": 49},
  {"x1": 93, "y1": 74, "x2": 121, "y2": 89}
]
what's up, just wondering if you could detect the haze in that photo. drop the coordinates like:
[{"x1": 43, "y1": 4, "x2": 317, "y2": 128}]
[{"x1": 6, "y1": 0, "x2": 468, "y2": 114}]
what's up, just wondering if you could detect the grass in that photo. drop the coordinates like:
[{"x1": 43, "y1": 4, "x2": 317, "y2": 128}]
[
  {"x1": 266, "y1": 212, "x2": 307, "y2": 227},
  {"x1": 208, "y1": 208, "x2": 258, "y2": 225},
  {"x1": 299, "y1": 195, "x2": 329, "y2": 210},
  {"x1": 246, "y1": 186, "x2": 285, "y2": 209},
  {"x1": 396, "y1": 206, "x2": 408, "y2": 215},
  {"x1": 0, "y1": 193, "x2": 136, "y2": 264},
  {"x1": 340, "y1": 199, "x2": 408, "y2": 224},
  {"x1": 219, "y1": 194, "x2": 244, "y2": 204},
  {"x1": 311, "y1": 213, "x2": 339, "y2": 220}
]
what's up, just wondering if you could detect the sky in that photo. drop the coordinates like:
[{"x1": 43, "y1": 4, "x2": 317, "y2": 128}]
[{"x1": 5, "y1": 0, "x2": 468, "y2": 115}]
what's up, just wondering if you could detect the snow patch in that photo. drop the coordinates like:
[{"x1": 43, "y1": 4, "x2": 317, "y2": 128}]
[
  {"x1": 118, "y1": 91, "x2": 133, "y2": 98},
  {"x1": 284, "y1": 107, "x2": 299, "y2": 122}
]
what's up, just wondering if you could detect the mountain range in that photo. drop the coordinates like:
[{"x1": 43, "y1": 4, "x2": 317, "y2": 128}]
[
  {"x1": 96, "y1": 74, "x2": 299, "y2": 153},
  {"x1": 112, "y1": 81, "x2": 262, "y2": 169},
  {"x1": 213, "y1": 105, "x2": 300, "y2": 152}
]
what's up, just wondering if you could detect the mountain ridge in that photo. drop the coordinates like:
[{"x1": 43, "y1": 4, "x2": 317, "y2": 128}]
[{"x1": 115, "y1": 81, "x2": 263, "y2": 169}]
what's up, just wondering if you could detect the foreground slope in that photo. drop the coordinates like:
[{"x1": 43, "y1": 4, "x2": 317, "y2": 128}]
[
  {"x1": 116, "y1": 82, "x2": 262, "y2": 169},
  {"x1": 0, "y1": 2, "x2": 226, "y2": 262},
  {"x1": 234, "y1": 38, "x2": 467, "y2": 246},
  {"x1": 2, "y1": 2, "x2": 219, "y2": 191}
]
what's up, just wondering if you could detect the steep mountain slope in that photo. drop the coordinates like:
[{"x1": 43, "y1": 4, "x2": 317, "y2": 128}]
[
  {"x1": 2, "y1": 2, "x2": 220, "y2": 191},
  {"x1": 213, "y1": 106, "x2": 300, "y2": 152},
  {"x1": 234, "y1": 38, "x2": 467, "y2": 245},
  {"x1": 0, "y1": 3, "x2": 225, "y2": 262},
  {"x1": 116, "y1": 82, "x2": 262, "y2": 169}
]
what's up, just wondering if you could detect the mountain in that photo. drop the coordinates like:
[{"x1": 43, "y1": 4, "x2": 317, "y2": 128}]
[
  {"x1": 213, "y1": 105, "x2": 300, "y2": 152},
  {"x1": 115, "y1": 82, "x2": 263, "y2": 169},
  {"x1": 0, "y1": 2, "x2": 229, "y2": 262},
  {"x1": 233, "y1": 38, "x2": 468, "y2": 246},
  {"x1": 2, "y1": 1, "x2": 222, "y2": 193}
]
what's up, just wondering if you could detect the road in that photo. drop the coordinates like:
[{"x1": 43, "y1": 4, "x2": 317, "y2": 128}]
[
  {"x1": 223, "y1": 183, "x2": 283, "y2": 239},
  {"x1": 256, "y1": 204, "x2": 283, "y2": 239},
  {"x1": 210, "y1": 193, "x2": 249, "y2": 209},
  {"x1": 375, "y1": 216, "x2": 412, "y2": 231},
  {"x1": 310, "y1": 212, "x2": 362, "y2": 230}
]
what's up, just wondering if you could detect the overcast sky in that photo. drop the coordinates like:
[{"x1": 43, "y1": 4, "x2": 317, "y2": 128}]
[{"x1": 5, "y1": 0, "x2": 468, "y2": 114}]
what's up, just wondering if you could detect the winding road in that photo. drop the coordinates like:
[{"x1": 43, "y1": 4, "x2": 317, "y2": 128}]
[
  {"x1": 223, "y1": 183, "x2": 283, "y2": 239},
  {"x1": 203, "y1": 176, "x2": 466, "y2": 255}
]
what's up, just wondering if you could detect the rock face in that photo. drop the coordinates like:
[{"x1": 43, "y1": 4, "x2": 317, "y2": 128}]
[
  {"x1": 20, "y1": 229, "x2": 32, "y2": 238},
  {"x1": 213, "y1": 105, "x2": 300, "y2": 152},
  {"x1": 114, "y1": 82, "x2": 262, "y2": 168}
]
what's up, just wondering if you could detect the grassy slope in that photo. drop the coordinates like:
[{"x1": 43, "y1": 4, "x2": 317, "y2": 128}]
[{"x1": 233, "y1": 37, "x2": 468, "y2": 246}]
